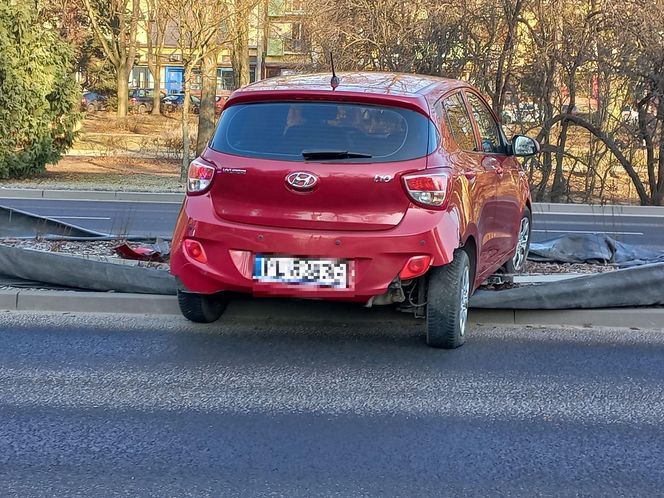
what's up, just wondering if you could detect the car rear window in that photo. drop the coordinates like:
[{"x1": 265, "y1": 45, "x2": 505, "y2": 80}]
[{"x1": 210, "y1": 102, "x2": 438, "y2": 162}]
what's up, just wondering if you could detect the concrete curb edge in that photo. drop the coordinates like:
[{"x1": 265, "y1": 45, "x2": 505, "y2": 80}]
[
  {"x1": 1, "y1": 289, "x2": 662, "y2": 329},
  {"x1": 0, "y1": 188, "x2": 184, "y2": 203}
]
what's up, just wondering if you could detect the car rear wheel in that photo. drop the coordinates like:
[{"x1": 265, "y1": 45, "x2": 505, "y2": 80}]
[
  {"x1": 425, "y1": 249, "x2": 471, "y2": 349},
  {"x1": 177, "y1": 290, "x2": 227, "y2": 323},
  {"x1": 138, "y1": 104, "x2": 147, "y2": 114},
  {"x1": 86, "y1": 103, "x2": 96, "y2": 113},
  {"x1": 504, "y1": 207, "x2": 532, "y2": 274}
]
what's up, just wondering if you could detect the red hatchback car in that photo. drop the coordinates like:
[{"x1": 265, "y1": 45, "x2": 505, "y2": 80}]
[{"x1": 170, "y1": 72, "x2": 539, "y2": 348}]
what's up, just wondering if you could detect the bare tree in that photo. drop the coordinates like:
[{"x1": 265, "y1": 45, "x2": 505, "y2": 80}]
[
  {"x1": 198, "y1": 0, "x2": 259, "y2": 156},
  {"x1": 302, "y1": 0, "x2": 456, "y2": 72},
  {"x1": 142, "y1": 0, "x2": 169, "y2": 115},
  {"x1": 164, "y1": 0, "x2": 232, "y2": 179},
  {"x1": 81, "y1": 0, "x2": 140, "y2": 117},
  {"x1": 231, "y1": 0, "x2": 255, "y2": 88}
]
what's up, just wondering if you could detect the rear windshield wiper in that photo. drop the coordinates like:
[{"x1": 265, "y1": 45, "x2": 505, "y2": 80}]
[{"x1": 301, "y1": 150, "x2": 372, "y2": 160}]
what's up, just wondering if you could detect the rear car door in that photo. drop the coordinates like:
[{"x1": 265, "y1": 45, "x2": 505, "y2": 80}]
[{"x1": 465, "y1": 91, "x2": 521, "y2": 261}]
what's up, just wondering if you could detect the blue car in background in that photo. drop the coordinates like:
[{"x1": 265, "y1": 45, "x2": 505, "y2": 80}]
[{"x1": 80, "y1": 91, "x2": 108, "y2": 113}]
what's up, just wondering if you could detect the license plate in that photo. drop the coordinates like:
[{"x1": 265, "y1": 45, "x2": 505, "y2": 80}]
[{"x1": 253, "y1": 255, "x2": 348, "y2": 288}]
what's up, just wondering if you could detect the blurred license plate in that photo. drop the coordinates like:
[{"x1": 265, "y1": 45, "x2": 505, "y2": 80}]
[{"x1": 253, "y1": 255, "x2": 348, "y2": 288}]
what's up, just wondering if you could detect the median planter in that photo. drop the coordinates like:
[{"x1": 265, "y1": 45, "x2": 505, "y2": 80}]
[
  {"x1": 0, "y1": 244, "x2": 176, "y2": 295},
  {"x1": 470, "y1": 262, "x2": 664, "y2": 309}
]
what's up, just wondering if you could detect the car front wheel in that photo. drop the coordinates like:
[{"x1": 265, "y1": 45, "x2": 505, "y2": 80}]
[
  {"x1": 177, "y1": 290, "x2": 227, "y2": 323},
  {"x1": 425, "y1": 249, "x2": 471, "y2": 349}
]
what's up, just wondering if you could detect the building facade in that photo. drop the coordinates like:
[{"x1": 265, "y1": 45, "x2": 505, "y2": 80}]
[{"x1": 130, "y1": 0, "x2": 307, "y2": 95}]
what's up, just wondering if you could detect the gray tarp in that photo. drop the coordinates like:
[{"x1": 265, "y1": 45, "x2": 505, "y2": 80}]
[
  {"x1": 470, "y1": 262, "x2": 664, "y2": 309},
  {"x1": 529, "y1": 233, "x2": 664, "y2": 267},
  {"x1": 0, "y1": 244, "x2": 176, "y2": 295}
]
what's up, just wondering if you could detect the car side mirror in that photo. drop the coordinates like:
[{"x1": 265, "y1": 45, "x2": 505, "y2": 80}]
[{"x1": 511, "y1": 135, "x2": 540, "y2": 157}]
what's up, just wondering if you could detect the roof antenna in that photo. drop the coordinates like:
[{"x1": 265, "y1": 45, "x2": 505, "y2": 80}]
[{"x1": 330, "y1": 52, "x2": 340, "y2": 90}]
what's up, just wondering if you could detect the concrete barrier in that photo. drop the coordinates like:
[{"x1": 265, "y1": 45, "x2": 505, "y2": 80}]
[{"x1": 1, "y1": 188, "x2": 663, "y2": 215}]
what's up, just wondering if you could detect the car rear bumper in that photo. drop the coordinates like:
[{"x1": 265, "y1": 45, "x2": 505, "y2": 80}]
[{"x1": 170, "y1": 194, "x2": 460, "y2": 302}]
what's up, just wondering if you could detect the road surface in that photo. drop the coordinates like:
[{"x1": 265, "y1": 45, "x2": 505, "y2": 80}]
[
  {"x1": 1, "y1": 309, "x2": 663, "y2": 496},
  {"x1": 1, "y1": 197, "x2": 664, "y2": 247}
]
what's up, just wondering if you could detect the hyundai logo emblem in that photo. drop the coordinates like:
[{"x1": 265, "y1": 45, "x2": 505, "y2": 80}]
[{"x1": 286, "y1": 171, "x2": 318, "y2": 190}]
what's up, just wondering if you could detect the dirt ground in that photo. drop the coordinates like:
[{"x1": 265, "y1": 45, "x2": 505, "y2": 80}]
[{"x1": 3, "y1": 155, "x2": 185, "y2": 192}]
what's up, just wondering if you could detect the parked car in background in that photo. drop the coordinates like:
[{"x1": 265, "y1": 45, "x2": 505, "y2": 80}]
[
  {"x1": 502, "y1": 103, "x2": 539, "y2": 124},
  {"x1": 80, "y1": 91, "x2": 108, "y2": 113},
  {"x1": 170, "y1": 72, "x2": 540, "y2": 349},
  {"x1": 161, "y1": 94, "x2": 201, "y2": 114},
  {"x1": 621, "y1": 105, "x2": 639, "y2": 124},
  {"x1": 215, "y1": 95, "x2": 228, "y2": 115},
  {"x1": 562, "y1": 98, "x2": 598, "y2": 123},
  {"x1": 128, "y1": 88, "x2": 165, "y2": 113}
]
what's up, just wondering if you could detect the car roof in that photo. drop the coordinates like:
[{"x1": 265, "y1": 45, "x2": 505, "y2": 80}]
[
  {"x1": 229, "y1": 72, "x2": 471, "y2": 116},
  {"x1": 240, "y1": 72, "x2": 464, "y2": 97}
]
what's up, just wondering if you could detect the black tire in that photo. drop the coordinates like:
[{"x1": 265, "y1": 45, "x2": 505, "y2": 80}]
[
  {"x1": 138, "y1": 104, "x2": 148, "y2": 114},
  {"x1": 86, "y1": 103, "x2": 96, "y2": 113},
  {"x1": 504, "y1": 207, "x2": 532, "y2": 274},
  {"x1": 425, "y1": 249, "x2": 472, "y2": 349},
  {"x1": 177, "y1": 290, "x2": 227, "y2": 323}
]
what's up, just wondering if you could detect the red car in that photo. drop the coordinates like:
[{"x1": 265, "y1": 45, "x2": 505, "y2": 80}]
[{"x1": 170, "y1": 72, "x2": 539, "y2": 348}]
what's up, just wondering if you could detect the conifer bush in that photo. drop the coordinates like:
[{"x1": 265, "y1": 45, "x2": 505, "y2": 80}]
[{"x1": 0, "y1": 2, "x2": 80, "y2": 179}]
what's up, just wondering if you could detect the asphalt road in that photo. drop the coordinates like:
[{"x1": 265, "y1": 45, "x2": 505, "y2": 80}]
[
  {"x1": 2, "y1": 197, "x2": 664, "y2": 247},
  {"x1": 1, "y1": 309, "x2": 663, "y2": 496}
]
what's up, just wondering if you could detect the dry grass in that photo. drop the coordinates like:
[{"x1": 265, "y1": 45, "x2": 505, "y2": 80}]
[
  {"x1": 4, "y1": 155, "x2": 185, "y2": 192},
  {"x1": 81, "y1": 111, "x2": 187, "y2": 135}
]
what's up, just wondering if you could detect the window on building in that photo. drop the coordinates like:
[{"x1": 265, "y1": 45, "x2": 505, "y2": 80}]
[
  {"x1": 284, "y1": 0, "x2": 303, "y2": 12},
  {"x1": 217, "y1": 69, "x2": 235, "y2": 91},
  {"x1": 130, "y1": 66, "x2": 153, "y2": 89},
  {"x1": 284, "y1": 23, "x2": 303, "y2": 53},
  {"x1": 190, "y1": 68, "x2": 202, "y2": 93}
]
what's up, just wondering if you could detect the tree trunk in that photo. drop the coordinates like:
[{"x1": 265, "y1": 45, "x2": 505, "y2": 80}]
[
  {"x1": 117, "y1": 64, "x2": 130, "y2": 118},
  {"x1": 196, "y1": 50, "x2": 218, "y2": 156},
  {"x1": 232, "y1": 2, "x2": 250, "y2": 89},
  {"x1": 656, "y1": 101, "x2": 664, "y2": 206},
  {"x1": 151, "y1": 61, "x2": 162, "y2": 115},
  {"x1": 240, "y1": 23, "x2": 250, "y2": 87},
  {"x1": 181, "y1": 67, "x2": 192, "y2": 181}
]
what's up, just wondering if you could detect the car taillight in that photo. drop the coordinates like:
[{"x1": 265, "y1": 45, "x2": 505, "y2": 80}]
[
  {"x1": 187, "y1": 159, "x2": 215, "y2": 194},
  {"x1": 402, "y1": 172, "x2": 450, "y2": 209}
]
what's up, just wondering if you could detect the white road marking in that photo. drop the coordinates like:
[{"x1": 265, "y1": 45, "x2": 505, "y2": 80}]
[
  {"x1": 539, "y1": 211, "x2": 664, "y2": 218},
  {"x1": 533, "y1": 229, "x2": 644, "y2": 235},
  {"x1": 44, "y1": 216, "x2": 111, "y2": 220}
]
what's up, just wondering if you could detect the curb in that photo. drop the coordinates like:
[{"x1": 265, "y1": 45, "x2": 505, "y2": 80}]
[
  {"x1": 1, "y1": 290, "x2": 662, "y2": 329},
  {"x1": 1, "y1": 188, "x2": 664, "y2": 215},
  {"x1": 0, "y1": 188, "x2": 183, "y2": 203},
  {"x1": 0, "y1": 290, "x2": 179, "y2": 315}
]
